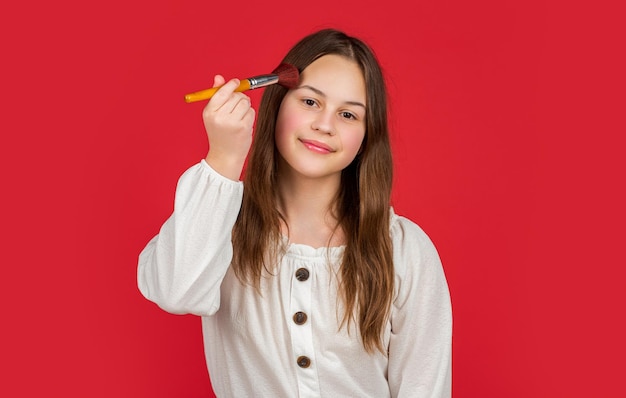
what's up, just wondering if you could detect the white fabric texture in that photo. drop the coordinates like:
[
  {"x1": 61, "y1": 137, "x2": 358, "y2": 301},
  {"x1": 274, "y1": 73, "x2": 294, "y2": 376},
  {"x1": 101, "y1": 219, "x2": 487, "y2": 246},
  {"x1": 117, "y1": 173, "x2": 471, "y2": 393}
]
[{"x1": 138, "y1": 160, "x2": 452, "y2": 397}]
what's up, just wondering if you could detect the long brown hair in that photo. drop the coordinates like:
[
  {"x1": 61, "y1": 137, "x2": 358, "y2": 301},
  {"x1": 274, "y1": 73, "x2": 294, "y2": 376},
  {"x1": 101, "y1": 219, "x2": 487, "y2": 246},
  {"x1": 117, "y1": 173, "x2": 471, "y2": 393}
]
[{"x1": 232, "y1": 28, "x2": 394, "y2": 354}]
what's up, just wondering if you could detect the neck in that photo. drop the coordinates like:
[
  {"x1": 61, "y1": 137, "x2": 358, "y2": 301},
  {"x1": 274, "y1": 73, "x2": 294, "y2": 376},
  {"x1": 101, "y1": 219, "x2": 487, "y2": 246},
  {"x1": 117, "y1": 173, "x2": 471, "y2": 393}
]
[{"x1": 276, "y1": 168, "x2": 344, "y2": 248}]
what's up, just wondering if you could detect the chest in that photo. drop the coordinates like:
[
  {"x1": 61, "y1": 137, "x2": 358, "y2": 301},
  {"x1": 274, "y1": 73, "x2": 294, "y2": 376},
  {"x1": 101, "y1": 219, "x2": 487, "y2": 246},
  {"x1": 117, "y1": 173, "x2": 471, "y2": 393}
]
[{"x1": 217, "y1": 254, "x2": 384, "y2": 353}]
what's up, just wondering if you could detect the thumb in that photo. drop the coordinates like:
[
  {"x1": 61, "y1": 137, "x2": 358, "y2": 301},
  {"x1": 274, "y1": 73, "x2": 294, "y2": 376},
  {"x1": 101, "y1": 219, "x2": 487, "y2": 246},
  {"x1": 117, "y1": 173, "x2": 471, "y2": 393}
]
[{"x1": 213, "y1": 74, "x2": 226, "y2": 88}]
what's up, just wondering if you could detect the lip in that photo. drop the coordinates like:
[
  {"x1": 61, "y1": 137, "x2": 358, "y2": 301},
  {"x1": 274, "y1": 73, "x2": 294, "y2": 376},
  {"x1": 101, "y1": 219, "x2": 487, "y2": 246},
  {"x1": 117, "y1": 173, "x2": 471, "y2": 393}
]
[{"x1": 299, "y1": 139, "x2": 335, "y2": 154}]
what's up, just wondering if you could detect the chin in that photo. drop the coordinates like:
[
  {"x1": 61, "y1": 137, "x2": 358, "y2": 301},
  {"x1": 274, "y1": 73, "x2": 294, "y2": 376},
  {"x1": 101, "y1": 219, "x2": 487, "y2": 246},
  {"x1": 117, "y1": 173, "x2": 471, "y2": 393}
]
[{"x1": 282, "y1": 162, "x2": 341, "y2": 181}]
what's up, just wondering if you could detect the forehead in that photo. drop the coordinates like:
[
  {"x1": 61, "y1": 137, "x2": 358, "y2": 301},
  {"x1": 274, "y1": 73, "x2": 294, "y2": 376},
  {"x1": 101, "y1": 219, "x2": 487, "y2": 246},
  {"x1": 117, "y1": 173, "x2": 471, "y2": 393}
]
[{"x1": 298, "y1": 54, "x2": 366, "y2": 103}]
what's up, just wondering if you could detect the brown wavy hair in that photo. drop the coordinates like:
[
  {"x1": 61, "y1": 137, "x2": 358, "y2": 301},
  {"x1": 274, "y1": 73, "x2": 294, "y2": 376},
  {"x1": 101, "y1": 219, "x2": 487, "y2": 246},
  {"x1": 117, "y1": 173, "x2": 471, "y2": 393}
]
[{"x1": 232, "y1": 28, "x2": 394, "y2": 354}]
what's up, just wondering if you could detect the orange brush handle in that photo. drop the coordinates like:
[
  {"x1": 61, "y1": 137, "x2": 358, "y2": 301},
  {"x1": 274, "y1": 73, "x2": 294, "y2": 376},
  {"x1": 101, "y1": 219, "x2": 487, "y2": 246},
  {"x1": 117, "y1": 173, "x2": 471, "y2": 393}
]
[{"x1": 184, "y1": 79, "x2": 252, "y2": 103}]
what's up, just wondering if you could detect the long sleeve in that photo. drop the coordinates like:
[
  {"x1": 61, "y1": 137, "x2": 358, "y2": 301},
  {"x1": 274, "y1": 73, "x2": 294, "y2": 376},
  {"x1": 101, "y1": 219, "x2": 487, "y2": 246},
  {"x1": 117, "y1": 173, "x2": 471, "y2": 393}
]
[
  {"x1": 137, "y1": 160, "x2": 244, "y2": 316},
  {"x1": 388, "y1": 215, "x2": 453, "y2": 398}
]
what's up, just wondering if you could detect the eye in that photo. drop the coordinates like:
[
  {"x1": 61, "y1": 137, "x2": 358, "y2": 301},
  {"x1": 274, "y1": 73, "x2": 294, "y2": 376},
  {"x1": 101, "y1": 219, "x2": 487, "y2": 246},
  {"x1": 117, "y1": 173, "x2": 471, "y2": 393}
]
[
  {"x1": 303, "y1": 98, "x2": 317, "y2": 107},
  {"x1": 340, "y1": 111, "x2": 357, "y2": 120}
]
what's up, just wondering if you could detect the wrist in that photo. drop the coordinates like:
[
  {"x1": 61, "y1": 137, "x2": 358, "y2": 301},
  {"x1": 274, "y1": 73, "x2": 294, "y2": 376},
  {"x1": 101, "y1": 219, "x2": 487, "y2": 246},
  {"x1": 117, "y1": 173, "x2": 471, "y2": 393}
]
[{"x1": 205, "y1": 152, "x2": 245, "y2": 181}]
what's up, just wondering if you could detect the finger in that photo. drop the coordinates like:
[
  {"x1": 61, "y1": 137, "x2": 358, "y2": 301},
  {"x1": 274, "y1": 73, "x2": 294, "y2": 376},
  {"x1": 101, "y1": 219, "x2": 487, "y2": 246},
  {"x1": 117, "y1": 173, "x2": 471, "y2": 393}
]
[
  {"x1": 204, "y1": 78, "x2": 241, "y2": 111},
  {"x1": 217, "y1": 91, "x2": 251, "y2": 115},
  {"x1": 230, "y1": 95, "x2": 253, "y2": 120},
  {"x1": 242, "y1": 107, "x2": 255, "y2": 128},
  {"x1": 200, "y1": 75, "x2": 225, "y2": 113}
]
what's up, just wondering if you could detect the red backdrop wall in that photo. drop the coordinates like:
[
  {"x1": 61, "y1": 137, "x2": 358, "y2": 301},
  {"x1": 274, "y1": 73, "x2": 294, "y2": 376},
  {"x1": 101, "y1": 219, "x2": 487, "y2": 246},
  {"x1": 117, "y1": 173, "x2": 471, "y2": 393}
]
[{"x1": 2, "y1": 0, "x2": 624, "y2": 397}]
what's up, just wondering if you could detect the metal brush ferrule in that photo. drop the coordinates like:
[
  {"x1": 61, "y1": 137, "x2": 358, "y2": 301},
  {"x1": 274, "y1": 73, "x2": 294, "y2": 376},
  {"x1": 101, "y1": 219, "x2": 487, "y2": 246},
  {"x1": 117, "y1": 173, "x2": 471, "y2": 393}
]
[{"x1": 248, "y1": 74, "x2": 279, "y2": 89}]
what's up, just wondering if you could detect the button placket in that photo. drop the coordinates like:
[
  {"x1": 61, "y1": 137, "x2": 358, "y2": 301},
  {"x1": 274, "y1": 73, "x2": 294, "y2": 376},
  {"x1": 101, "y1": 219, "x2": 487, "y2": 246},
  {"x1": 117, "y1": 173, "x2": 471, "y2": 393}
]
[{"x1": 289, "y1": 264, "x2": 318, "y2": 395}]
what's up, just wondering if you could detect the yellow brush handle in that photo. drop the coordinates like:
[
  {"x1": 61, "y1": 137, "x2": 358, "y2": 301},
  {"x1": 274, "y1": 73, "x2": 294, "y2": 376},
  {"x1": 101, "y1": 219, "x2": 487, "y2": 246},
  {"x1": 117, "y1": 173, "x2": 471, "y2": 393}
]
[{"x1": 184, "y1": 79, "x2": 252, "y2": 103}]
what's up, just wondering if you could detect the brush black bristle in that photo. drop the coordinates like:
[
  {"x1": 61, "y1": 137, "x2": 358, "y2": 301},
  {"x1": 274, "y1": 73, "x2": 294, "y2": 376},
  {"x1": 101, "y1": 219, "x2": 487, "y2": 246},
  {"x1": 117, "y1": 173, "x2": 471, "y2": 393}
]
[{"x1": 272, "y1": 63, "x2": 300, "y2": 89}]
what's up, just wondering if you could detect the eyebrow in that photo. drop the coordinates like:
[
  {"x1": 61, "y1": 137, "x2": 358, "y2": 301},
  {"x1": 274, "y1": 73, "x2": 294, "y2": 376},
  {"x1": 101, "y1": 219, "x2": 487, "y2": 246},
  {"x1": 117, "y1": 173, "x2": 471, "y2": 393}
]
[{"x1": 298, "y1": 84, "x2": 366, "y2": 109}]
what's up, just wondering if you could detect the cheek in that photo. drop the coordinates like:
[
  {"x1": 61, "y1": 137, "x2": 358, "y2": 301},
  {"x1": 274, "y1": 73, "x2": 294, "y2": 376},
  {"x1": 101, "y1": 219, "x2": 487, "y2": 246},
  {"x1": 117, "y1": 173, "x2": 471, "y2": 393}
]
[
  {"x1": 275, "y1": 103, "x2": 300, "y2": 142},
  {"x1": 274, "y1": 105, "x2": 298, "y2": 158},
  {"x1": 343, "y1": 129, "x2": 366, "y2": 156}
]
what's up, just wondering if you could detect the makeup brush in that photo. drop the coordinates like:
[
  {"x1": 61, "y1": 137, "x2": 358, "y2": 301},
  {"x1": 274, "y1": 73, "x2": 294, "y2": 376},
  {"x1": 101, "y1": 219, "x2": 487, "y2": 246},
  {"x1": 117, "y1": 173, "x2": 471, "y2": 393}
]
[{"x1": 184, "y1": 63, "x2": 299, "y2": 103}]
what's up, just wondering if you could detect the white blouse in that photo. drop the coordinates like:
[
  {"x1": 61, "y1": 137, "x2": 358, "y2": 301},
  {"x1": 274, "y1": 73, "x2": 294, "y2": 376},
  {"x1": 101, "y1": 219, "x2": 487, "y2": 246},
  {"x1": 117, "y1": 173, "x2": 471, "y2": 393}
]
[{"x1": 138, "y1": 160, "x2": 452, "y2": 397}]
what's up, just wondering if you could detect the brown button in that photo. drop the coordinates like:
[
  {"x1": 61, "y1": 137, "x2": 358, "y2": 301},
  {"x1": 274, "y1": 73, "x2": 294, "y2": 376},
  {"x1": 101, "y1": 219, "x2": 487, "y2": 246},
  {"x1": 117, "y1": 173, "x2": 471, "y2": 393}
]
[
  {"x1": 297, "y1": 356, "x2": 311, "y2": 368},
  {"x1": 293, "y1": 311, "x2": 307, "y2": 325},
  {"x1": 295, "y1": 268, "x2": 310, "y2": 281}
]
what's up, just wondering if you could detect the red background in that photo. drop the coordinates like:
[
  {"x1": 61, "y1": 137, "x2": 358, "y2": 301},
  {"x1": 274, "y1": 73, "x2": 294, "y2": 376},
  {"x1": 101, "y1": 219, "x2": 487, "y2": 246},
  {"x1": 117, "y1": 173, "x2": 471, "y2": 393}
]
[{"x1": 2, "y1": 0, "x2": 624, "y2": 396}]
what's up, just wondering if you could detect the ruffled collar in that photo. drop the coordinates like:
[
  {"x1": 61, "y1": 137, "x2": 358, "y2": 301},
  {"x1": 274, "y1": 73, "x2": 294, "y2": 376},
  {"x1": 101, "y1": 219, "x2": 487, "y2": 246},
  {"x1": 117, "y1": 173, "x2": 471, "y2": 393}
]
[{"x1": 281, "y1": 235, "x2": 345, "y2": 259}]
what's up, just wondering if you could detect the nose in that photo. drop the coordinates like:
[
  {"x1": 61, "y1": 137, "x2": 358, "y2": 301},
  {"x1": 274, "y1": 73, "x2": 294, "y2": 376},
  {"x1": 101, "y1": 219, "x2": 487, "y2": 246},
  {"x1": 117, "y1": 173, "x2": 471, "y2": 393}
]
[{"x1": 311, "y1": 111, "x2": 335, "y2": 135}]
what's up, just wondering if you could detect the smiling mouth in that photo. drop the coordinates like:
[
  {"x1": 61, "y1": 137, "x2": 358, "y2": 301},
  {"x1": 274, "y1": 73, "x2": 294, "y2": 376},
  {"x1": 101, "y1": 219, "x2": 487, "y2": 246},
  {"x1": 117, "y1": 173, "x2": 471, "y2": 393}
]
[{"x1": 299, "y1": 139, "x2": 335, "y2": 154}]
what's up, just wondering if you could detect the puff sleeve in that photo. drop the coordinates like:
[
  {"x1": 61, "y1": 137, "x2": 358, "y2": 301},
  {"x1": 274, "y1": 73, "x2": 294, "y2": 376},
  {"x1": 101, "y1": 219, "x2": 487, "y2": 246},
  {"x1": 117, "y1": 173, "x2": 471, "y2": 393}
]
[{"x1": 137, "y1": 160, "x2": 243, "y2": 316}]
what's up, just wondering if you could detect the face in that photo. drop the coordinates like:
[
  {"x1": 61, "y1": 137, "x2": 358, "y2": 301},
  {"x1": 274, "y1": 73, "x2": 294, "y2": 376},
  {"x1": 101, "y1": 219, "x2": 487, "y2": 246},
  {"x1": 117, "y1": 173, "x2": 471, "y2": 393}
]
[{"x1": 275, "y1": 54, "x2": 366, "y2": 182}]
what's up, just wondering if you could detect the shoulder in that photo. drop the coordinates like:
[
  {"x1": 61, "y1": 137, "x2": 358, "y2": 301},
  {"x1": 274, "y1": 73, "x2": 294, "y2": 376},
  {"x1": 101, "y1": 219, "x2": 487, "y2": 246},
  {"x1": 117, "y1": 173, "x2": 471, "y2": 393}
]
[
  {"x1": 389, "y1": 207, "x2": 441, "y2": 265},
  {"x1": 389, "y1": 208, "x2": 447, "y2": 300}
]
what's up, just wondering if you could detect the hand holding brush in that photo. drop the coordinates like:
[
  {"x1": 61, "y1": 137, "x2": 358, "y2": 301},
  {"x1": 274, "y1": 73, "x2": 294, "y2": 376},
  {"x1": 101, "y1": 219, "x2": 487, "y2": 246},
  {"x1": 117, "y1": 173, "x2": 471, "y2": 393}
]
[{"x1": 184, "y1": 63, "x2": 299, "y2": 103}]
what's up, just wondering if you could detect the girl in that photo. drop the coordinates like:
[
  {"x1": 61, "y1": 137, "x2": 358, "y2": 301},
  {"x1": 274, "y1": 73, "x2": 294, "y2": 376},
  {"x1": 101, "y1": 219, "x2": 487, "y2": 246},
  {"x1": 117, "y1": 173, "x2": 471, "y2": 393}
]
[{"x1": 138, "y1": 28, "x2": 452, "y2": 397}]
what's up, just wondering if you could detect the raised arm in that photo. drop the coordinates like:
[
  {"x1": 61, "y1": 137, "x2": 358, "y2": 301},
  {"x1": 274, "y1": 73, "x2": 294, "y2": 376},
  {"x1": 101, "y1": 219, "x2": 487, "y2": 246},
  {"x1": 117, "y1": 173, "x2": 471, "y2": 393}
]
[{"x1": 137, "y1": 76, "x2": 255, "y2": 315}]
